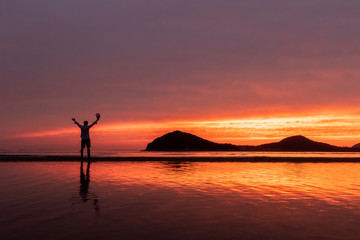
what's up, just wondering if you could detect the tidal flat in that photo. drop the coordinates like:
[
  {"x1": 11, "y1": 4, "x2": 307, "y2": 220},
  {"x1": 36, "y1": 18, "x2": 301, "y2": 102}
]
[{"x1": 1, "y1": 161, "x2": 360, "y2": 240}]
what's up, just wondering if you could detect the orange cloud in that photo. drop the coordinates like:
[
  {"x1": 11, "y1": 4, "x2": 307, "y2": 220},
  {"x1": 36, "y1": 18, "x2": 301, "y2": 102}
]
[{"x1": 10, "y1": 111, "x2": 360, "y2": 150}]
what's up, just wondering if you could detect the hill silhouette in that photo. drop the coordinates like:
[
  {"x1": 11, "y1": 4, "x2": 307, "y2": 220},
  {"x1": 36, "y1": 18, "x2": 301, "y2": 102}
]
[
  {"x1": 352, "y1": 143, "x2": 360, "y2": 149},
  {"x1": 145, "y1": 130, "x2": 239, "y2": 151},
  {"x1": 145, "y1": 131, "x2": 358, "y2": 152},
  {"x1": 256, "y1": 135, "x2": 343, "y2": 151}
]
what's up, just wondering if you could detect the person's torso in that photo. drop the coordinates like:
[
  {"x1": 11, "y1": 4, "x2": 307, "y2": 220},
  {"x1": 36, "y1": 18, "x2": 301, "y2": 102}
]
[{"x1": 80, "y1": 126, "x2": 90, "y2": 139}]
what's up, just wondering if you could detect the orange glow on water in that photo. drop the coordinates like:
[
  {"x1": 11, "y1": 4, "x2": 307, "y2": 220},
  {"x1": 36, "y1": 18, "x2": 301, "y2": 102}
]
[{"x1": 91, "y1": 162, "x2": 360, "y2": 206}]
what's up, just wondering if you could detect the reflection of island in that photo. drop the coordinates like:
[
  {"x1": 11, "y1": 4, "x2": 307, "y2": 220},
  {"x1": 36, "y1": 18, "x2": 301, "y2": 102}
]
[
  {"x1": 145, "y1": 130, "x2": 360, "y2": 152},
  {"x1": 161, "y1": 161, "x2": 193, "y2": 173},
  {"x1": 72, "y1": 161, "x2": 100, "y2": 215}
]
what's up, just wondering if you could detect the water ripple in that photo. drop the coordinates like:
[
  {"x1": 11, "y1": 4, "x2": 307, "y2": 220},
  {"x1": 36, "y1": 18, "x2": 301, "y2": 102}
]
[{"x1": 1, "y1": 161, "x2": 360, "y2": 240}]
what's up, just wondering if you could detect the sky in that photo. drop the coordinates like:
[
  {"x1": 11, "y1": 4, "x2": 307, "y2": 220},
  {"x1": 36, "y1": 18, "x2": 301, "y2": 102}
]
[{"x1": 1, "y1": 0, "x2": 360, "y2": 152}]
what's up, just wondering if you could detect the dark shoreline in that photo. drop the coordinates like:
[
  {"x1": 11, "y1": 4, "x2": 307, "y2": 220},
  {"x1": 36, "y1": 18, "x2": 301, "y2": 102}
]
[{"x1": 1, "y1": 155, "x2": 360, "y2": 162}]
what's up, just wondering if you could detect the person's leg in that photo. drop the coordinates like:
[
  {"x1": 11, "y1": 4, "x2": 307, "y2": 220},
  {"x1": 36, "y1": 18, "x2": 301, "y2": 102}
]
[{"x1": 87, "y1": 146, "x2": 91, "y2": 158}]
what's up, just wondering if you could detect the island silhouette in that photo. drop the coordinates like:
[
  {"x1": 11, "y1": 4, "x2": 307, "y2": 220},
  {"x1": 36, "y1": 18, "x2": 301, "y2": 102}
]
[{"x1": 145, "y1": 130, "x2": 360, "y2": 152}]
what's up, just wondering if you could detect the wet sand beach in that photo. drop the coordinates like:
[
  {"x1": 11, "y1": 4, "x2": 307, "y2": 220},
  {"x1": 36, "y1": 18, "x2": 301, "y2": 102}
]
[{"x1": 1, "y1": 160, "x2": 360, "y2": 240}]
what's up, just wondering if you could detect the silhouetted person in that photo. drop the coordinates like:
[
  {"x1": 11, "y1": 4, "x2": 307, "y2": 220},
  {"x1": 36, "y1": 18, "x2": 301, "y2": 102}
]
[{"x1": 72, "y1": 113, "x2": 100, "y2": 159}]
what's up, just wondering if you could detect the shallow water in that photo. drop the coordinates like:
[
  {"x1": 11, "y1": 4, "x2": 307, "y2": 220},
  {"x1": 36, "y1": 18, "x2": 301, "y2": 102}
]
[
  {"x1": 1, "y1": 161, "x2": 360, "y2": 240},
  {"x1": 3, "y1": 150, "x2": 360, "y2": 158}
]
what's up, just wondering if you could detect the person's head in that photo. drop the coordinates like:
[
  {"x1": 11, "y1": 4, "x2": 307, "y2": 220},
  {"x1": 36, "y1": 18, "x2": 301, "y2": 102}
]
[{"x1": 84, "y1": 121, "x2": 88, "y2": 126}]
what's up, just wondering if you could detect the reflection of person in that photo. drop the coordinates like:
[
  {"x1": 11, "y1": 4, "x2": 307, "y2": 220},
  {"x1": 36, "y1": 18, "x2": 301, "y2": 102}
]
[
  {"x1": 80, "y1": 161, "x2": 90, "y2": 202},
  {"x1": 79, "y1": 160, "x2": 100, "y2": 215},
  {"x1": 72, "y1": 113, "x2": 100, "y2": 158}
]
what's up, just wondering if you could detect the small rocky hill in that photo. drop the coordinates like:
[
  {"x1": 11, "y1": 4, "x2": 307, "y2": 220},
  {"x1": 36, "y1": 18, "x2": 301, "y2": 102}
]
[
  {"x1": 145, "y1": 131, "x2": 358, "y2": 152},
  {"x1": 352, "y1": 143, "x2": 360, "y2": 149},
  {"x1": 145, "y1": 130, "x2": 239, "y2": 151},
  {"x1": 257, "y1": 135, "x2": 346, "y2": 151}
]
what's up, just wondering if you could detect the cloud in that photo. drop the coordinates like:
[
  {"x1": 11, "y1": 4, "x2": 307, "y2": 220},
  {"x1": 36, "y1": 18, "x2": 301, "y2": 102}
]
[
  {"x1": 6, "y1": 113, "x2": 360, "y2": 152},
  {"x1": 1, "y1": 0, "x2": 360, "y2": 146}
]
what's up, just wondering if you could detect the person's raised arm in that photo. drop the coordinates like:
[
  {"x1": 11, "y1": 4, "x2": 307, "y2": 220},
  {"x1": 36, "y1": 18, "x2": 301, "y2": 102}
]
[
  {"x1": 72, "y1": 118, "x2": 81, "y2": 128},
  {"x1": 89, "y1": 118, "x2": 99, "y2": 128}
]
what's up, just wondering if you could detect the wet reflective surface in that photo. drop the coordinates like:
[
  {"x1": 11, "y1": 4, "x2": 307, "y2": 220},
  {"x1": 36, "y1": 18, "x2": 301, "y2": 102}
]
[
  {"x1": 1, "y1": 161, "x2": 360, "y2": 240},
  {"x1": 3, "y1": 150, "x2": 360, "y2": 158}
]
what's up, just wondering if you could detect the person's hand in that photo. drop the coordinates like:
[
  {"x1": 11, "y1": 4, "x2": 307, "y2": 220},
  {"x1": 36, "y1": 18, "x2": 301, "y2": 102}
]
[
  {"x1": 72, "y1": 118, "x2": 75, "y2": 122},
  {"x1": 96, "y1": 113, "x2": 101, "y2": 120}
]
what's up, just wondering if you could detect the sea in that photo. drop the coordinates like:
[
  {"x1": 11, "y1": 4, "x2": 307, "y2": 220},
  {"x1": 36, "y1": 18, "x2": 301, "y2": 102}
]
[
  {"x1": 2, "y1": 149, "x2": 360, "y2": 158},
  {"x1": 1, "y1": 151, "x2": 360, "y2": 240}
]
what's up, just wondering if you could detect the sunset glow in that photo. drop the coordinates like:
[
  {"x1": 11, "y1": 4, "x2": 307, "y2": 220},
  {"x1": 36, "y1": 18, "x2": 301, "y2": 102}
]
[
  {"x1": 2, "y1": 2, "x2": 360, "y2": 240},
  {"x1": 1, "y1": 1, "x2": 360, "y2": 153},
  {"x1": 6, "y1": 111, "x2": 360, "y2": 152}
]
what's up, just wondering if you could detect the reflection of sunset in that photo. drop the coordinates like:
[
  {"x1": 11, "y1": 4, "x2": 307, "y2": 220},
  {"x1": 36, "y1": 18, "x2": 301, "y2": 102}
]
[
  {"x1": 2, "y1": 161, "x2": 360, "y2": 239},
  {"x1": 9, "y1": 112, "x2": 360, "y2": 151},
  {"x1": 91, "y1": 162, "x2": 360, "y2": 206}
]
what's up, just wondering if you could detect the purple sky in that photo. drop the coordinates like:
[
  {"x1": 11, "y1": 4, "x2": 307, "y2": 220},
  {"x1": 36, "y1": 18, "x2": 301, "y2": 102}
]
[{"x1": 1, "y1": 1, "x2": 360, "y2": 151}]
